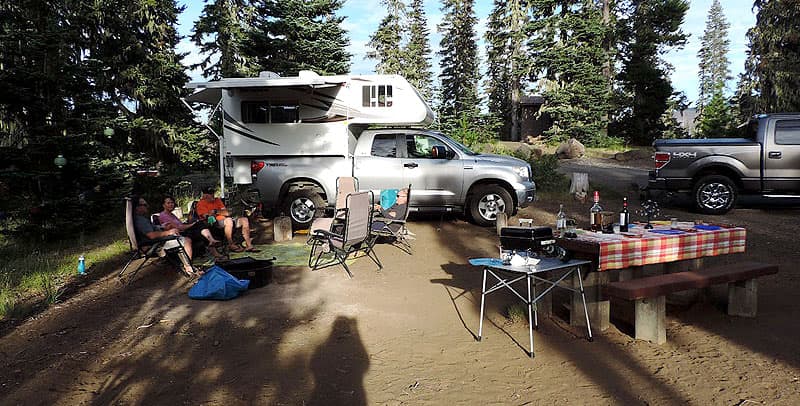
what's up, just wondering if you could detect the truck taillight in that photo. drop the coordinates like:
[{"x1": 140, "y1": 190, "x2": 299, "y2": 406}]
[
  {"x1": 251, "y1": 161, "x2": 265, "y2": 175},
  {"x1": 654, "y1": 152, "x2": 671, "y2": 170}
]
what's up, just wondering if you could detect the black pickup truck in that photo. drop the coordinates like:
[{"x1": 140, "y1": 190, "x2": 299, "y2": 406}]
[{"x1": 646, "y1": 113, "x2": 800, "y2": 214}]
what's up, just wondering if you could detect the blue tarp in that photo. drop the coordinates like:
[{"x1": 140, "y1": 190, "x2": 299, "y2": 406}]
[{"x1": 189, "y1": 265, "x2": 250, "y2": 300}]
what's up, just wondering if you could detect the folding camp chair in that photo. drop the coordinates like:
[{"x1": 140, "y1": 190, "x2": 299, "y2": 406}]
[
  {"x1": 307, "y1": 191, "x2": 382, "y2": 278},
  {"x1": 371, "y1": 185, "x2": 413, "y2": 254},
  {"x1": 309, "y1": 176, "x2": 358, "y2": 235},
  {"x1": 119, "y1": 197, "x2": 195, "y2": 283}
]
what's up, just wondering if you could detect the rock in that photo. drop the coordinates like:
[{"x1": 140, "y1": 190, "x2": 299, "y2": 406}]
[
  {"x1": 514, "y1": 143, "x2": 533, "y2": 160},
  {"x1": 556, "y1": 138, "x2": 585, "y2": 159},
  {"x1": 525, "y1": 135, "x2": 544, "y2": 145},
  {"x1": 530, "y1": 147, "x2": 545, "y2": 159}
]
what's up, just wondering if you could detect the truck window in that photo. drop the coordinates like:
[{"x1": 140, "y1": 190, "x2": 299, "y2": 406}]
[
  {"x1": 361, "y1": 85, "x2": 393, "y2": 107},
  {"x1": 775, "y1": 120, "x2": 800, "y2": 145},
  {"x1": 241, "y1": 101, "x2": 299, "y2": 123},
  {"x1": 405, "y1": 134, "x2": 448, "y2": 158},
  {"x1": 371, "y1": 134, "x2": 397, "y2": 157}
]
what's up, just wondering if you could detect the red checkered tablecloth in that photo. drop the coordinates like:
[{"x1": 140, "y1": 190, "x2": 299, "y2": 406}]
[{"x1": 576, "y1": 227, "x2": 746, "y2": 271}]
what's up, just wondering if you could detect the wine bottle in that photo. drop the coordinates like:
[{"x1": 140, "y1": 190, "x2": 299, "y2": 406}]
[
  {"x1": 590, "y1": 191, "x2": 603, "y2": 232},
  {"x1": 556, "y1": 204, "x2": 567, "y2": 232},
  {"x1": 619, "y1": 197, "x2": 629, "y2": 232}
]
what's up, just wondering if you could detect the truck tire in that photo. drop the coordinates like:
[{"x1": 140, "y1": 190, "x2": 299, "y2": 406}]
[
  {"x1": 469, "y1": 185, "x2": 513, "y2": 227},
  {"x1": 284, "y1": 189, "x2": 325, "y2": 228},
  {"x1": 693, "y1": 175, "x2": 737, "y2": 215}
]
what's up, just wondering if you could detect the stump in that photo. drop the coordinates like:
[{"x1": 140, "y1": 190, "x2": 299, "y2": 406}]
[
  {"x1": 273, "y1": 216, "x2": 292, "y2": 242},
  {"x1": 496, "y1": 212, "x2": 508, "y2": 235},
  {"x1": 569, "y1": 172, "x2": 589, "y2": 195}
]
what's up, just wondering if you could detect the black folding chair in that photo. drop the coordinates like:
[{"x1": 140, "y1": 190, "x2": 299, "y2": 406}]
[
  {"x1": 119, "y1": 197, "x2": 194, "y2": 283},
  {"x1": 307, "y1": 191, "x2": 382, "y2": 278},
  {"x1": 371, "y1": 185, "x2": 413, "y2": 254}
]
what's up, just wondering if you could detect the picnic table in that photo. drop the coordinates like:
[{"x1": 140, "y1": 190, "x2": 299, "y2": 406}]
[{"x1": 556, "y1": 223, "x2": 747, "y2": 331}]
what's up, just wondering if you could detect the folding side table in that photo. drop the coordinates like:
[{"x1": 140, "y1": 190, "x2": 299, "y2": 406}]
[{"x1": 469, "y1": 257, "x2": 594, "y2": 358}]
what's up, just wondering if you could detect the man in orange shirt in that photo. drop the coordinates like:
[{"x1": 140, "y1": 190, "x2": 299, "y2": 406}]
[{"x1": 196, "y1": 187, "x2": 257, "y2": 252}]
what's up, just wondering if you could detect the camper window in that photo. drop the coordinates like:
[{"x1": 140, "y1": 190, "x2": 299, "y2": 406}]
[
  {"x1": 371, "y1": 134, "x2": 397, "y2": 157},
  {"x1": 362, "y1": 85, "x2": 393, "y2": 108},
  {"x1": 241, "y1": 101, "x2": 299, "y2": 123}
]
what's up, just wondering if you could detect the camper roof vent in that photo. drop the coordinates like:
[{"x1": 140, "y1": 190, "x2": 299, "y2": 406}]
[
  {"x1": 259, "y1": 71, "x2": 281, "y2": 79},
  {"x1": 298, "y1": 70, "x2": 320, "y2": 80}
]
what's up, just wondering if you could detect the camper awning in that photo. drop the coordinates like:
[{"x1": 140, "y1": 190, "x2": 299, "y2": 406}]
[{"x1": 185, "y1": 73, "x2": 345, "y2": 105}]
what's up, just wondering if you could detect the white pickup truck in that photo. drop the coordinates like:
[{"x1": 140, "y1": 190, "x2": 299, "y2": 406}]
[{"x1": 185, "y1": 71, "x2": 536, "y2": 227}]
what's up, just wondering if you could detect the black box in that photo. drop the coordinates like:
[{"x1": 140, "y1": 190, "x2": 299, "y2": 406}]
[
  {"x1": 499, "y1": 226, "x2": 556, "y2": 252},
  {"x1": 218, "y1": 256, "x2": 274, "y2": 289}
]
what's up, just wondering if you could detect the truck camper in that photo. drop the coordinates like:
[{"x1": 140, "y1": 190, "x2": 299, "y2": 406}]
[{"x1": 185, "y1": 71, "x2": 535, "y2": 227}]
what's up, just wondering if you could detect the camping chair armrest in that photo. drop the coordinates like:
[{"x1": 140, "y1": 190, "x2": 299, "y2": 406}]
[
  {"x1": 311, "y1": 229, "x2": 342, "y2": 240},
  {"x1": 373, "y1": 215, "x2": 405, "y2": 225},
  {"x1": 140, "y1": 235, "x2": 181, "y2": 245}
]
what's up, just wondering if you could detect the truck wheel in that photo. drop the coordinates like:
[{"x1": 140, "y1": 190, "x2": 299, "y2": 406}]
[
  {"x1": 469, "y1": 185, "x2": 513, "y2": 227},
  {"x1": 284, "y1": 189, "x2": 325, "y2": 228},
  {"x1": 693, "y1": 175, "x2": 737, "y2": 214}
]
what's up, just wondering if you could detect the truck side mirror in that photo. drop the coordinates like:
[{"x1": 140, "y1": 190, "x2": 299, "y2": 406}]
[{"x1": 431, "y1": 146, "x2": 453, "y2": 159}]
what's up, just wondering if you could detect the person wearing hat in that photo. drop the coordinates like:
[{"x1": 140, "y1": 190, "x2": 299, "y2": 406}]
[{"x1": 195, "y1": 187, "x2": 258, "y2": 253}]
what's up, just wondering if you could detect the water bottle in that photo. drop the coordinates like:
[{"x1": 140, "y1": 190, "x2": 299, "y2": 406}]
[
  {"x1": 77, "y1": 255, "x2": 86, "y2": 275},
  {"x1": 556, "y1": 204, "x2": 567, "y2": 233}
]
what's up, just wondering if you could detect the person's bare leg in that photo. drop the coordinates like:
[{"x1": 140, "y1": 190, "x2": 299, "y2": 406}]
[
  {"x1": 238, "y1": 217, "x2": 253, "y2": 248},
  {"x1": 223, "y1": 217, "x2": 235, "y2": 245},
  {"x1": 179, "y1": 237, "x2": 194, "y2": 274},
  {"x1": 201, "y1": 228, "x2": 220, "y2": 245}
]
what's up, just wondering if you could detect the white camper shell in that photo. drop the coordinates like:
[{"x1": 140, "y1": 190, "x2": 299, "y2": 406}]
[{"x1": 185, "y1": 71, "x2": 434, "y2": 185}]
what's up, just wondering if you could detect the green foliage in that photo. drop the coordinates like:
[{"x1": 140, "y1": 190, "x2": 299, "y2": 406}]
[
  {"x1": 613, "y1": 0, "x2": 689, "y2": 146},
  {"x1": 697, "y1": 0, "x2": 731, "y2": 109},
  {"x1": 437, "y1": 0, "x2": 481, "y2": 122},
  {"x1": 738, "y1": 0, "x2": 800, "y2": 117},
  {"x1": 439, "y1": 112, "x2": 500, "y2": 148},
  {"x1": 506, "y1": 303, "x2": 527, "y2": 324},
  {"x1": 695, "y1": 92, "x2": 736, "y2": 138},
  {"x1": 191, "y1": 0, "x2": 256, "y2": 79},
  {"x1": 368, "y1": 0, "x2": 406, "y2": 75},
  {"x1": 404, "y1": 0, "x2": 434, "y2": 101},
  {"x1": 247, "y1": 0, "x2": 352, "y2": 76},
  {"x1": 528, "y1": 0, "x2": 611, "y2": 146},
  {"x1": 528, "y1": 154, "x2": 569, "y2": 192}
]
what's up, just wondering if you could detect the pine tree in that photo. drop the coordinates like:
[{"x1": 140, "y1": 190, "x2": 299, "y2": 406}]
[
  {"x1": 614, "y1": 0, "x2": 689, "y2": 145},
  {"x1": 248, "y1": 0, "x2": 351, "y2": 76},
  {"x1": 437, "y1": 0, "x2": 480, "y2": 124},
  {"x1": 696, "y1": 92, "x2": 735, "y2": 138},
  {"x1": 696, "y1": 0, "x2": 730, "y2": 109},
  {"x1": 368, "y1": 0, "x2": 406, "y2": 75},
  {"x1": 485, "y1": 0, "x2": 530, "y2": 140},
  {"x1": 737, "y1": 0, "x2": 800, "y2": 117},
  {"x1": 528, "y1": 0, "x2": 610, "y2": 145},
  {"x1": 191, "y1": 0, "x2": 255, "y2": 79},
  {"x1": 404, "y1": 0, "x2": 434, "y2": 100}
]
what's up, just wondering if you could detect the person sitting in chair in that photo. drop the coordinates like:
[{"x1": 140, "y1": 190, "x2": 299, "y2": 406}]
[
  {"x1": 133, "y1": 197, "x2": 196, "y2": 276},
  {"x1": 195, "y1": 187, "x2": 259, "y2": 253},
  {"x1": 159, "y1": 196, "x2": 223, "y2": 259},
  {"x1": 373, "y1": 188, "x2": 409, "y2": 231}
]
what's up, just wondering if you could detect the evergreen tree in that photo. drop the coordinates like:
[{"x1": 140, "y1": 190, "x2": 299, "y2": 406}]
[
  {"x1": 404, "y1": 0, "x2": 434, "y2": 100},
  {"x1": 191, "y1": 0, "x2": 255, "y2": 79},
  {"x1": 437, "y1": 0, "x2": 481, "y2": 124},
  {"x1": 528, "y1": 0, "x2": 610, "y2": 145},
  {"x1": 485, "y1": 0, "x2": 530, "y2": 141},
  {"x1": 696, "y1": 0, "x2": 730, "y2": 109},
  {"x1": 695, "y1": 92, "x2": 735, "y2": 138},
  {"x1": 614, "y1": 0, "x2": 689, "y2": 145},
  {"x1": 737, "y1": 0, "x2": 800, "y2": 117},
  {"x1": 247, "y1": 0, "x2": 351, "y2": 76},
  {"x1": 368, "y1": 0, "x2": 406, "y2": 75}
]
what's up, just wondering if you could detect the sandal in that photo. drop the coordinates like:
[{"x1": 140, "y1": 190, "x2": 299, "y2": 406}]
[
  {"x1": 245, "y1": 247, "x2": 261, "y2": 253},
  {"x1": 228, "y1": 245, "x2": 245, "y2": 253}
]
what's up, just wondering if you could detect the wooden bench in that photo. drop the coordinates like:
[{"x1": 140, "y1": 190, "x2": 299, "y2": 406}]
[{"x1": 603, "y1": 261, "x2": 778, "y2": 344}]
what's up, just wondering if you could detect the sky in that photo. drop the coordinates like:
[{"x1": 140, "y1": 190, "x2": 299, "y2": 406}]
[{"x1": 177, "y1": 0, "x2": 756, "y2": 107}]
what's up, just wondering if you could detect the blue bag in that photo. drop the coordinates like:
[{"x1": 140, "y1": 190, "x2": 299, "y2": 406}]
[
  {"x1": 380, "y1": 189, "x2": 399, "y2": 209},
  {"x1": 188, "y1": 265, "x2": 250, "y2": 300}
]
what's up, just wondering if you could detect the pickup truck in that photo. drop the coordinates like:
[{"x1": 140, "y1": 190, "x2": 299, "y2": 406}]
[
  {"x1": 252, "y1": 127, "x2": 537, "y2": 227},
  {"x1": 646, "y1": 113, "x2": 800, "y2": 214}
]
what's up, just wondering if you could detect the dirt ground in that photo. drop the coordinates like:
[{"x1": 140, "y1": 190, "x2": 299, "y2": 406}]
[{"x1": 1, "y1": 160, "x2": 800, "y2": 405}]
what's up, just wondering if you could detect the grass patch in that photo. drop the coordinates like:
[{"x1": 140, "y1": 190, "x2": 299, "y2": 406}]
[
  {"x1": 0, "y1": 224, "x2": 129, "y2": 320},
  {"x1": 506, "y1": 303, "x2": 528, "y2": 325}
]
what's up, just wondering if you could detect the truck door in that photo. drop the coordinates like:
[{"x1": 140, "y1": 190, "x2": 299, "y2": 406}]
[
  {"x1": 764, "y1": 119, "x2": 800, "y2": 192},
  {"x1": 353, "y1": 132, "x2": 406, "y2": 192},
  {"x1": 402, "y1": 133, "x2": 464, "y2": 206}
]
